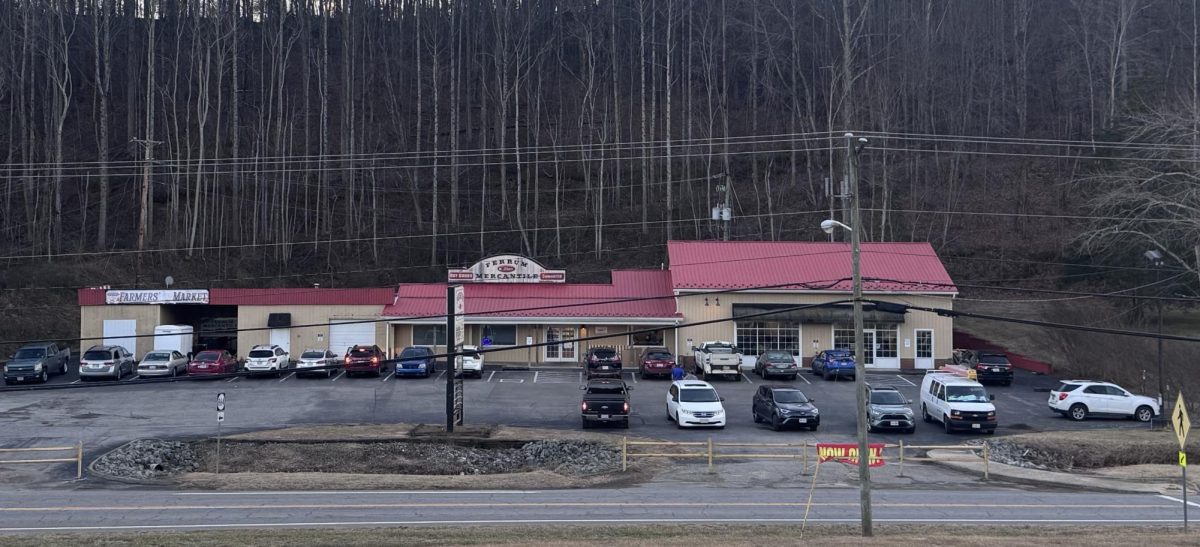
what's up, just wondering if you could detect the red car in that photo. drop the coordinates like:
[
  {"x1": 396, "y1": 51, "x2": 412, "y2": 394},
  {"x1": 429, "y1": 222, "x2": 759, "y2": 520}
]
[
  {"x1": 187, "y1": 350, "x2": 240, "y2": 376},
  {"x1": 638, "y1": 347, "x2": 676, "y2": 379},
  {"x1": 344, "y1": 345, "x2": 387, "y2": 377}
]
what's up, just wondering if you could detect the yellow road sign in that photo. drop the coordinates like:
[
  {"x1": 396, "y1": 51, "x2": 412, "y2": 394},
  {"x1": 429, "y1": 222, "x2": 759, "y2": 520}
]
[
  {"x1": 1181, "y1": 451, "x2": 1188, "y2": 468},
  {"x1": 1173, "y1": 393, "x2": 1191, "y2": 449}
]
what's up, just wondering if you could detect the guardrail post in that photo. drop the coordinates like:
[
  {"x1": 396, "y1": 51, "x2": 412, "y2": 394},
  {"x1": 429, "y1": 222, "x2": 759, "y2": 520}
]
[
  {"x1": 898, "y1": 440, "x2": 905, "y2": 478},
  {"x1": 621, "y1": 436, "x2": 628, "y2": 472},
  {"x1": 982, "y1": 441, "x2": 990, "y2": 480},
  {"x1": 707, "y1": 438, "x2": 714, "y2": 471},
  {"x1": 76, "y1": 442, "x2": 83, "y2": 480},
  {"x1": 801, "y1": 442, "x2": 809, "y2": 476}
]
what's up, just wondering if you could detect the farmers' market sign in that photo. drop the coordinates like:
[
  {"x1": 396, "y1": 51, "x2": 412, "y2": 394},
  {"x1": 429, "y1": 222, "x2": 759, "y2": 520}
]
[
  {"x1": 105, "y1": 289, "x2": 210, "y2": 305},
  {"x1": 448, "y1": 255, "x2": 565, "y2": 283}
]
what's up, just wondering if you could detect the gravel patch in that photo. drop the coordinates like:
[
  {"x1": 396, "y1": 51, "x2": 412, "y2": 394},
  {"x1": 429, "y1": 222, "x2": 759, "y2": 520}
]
[
  {"x1": 92, "y1": 439, "x2": 199, "y2": 479},
  {"x1": 93, "y1": 438, "x2": 620, "y2": 481}
]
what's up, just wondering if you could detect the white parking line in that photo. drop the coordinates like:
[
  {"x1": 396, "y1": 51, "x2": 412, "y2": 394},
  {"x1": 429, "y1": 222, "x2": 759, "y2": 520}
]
[
  {"x1": 628, "y1": 371, "x2": 638, "y2": 383},
  {"x1": 577, "y1": 371, "x2": 582, "y2": 383},
  {"x1": 1157, "y1": 494, "x2": 1200, "y2": 508},
  {"x1": 498, "y1": 378, "x2": 525, "y2": 383},
  {"x1": 798, "y1": 373, "x2": 811, "y2": 385},
  {"x1": 225, "y1": 376, "x2": 240, "y2": 383},
  {"x1": 70, "y1": 379, "x2": 81, "y2": 385},
  {"x1": 278, "y1": 372, "x2": 295, "y2": 383},
  {"x1": 487, "y1": 371, "x2": 496, "y2": 382},
  {"x1": 331, "y1": 371, "x2": 346, "y2": 382},
  {"x1": 435, "y1": 371, "x2": 446, "y2": 381},
  {"x1": 741, "y1": 373, "x2": 754, "y2": 384},
  {"x1": 381, "y1": 371, "x2": 394, "y2": 383},
  {"x1": 533, "y1": 371, "x2": 539, "y2": 383},
  {"x1": 896, "y1": 375, "x2": 917, "y2": 387}
]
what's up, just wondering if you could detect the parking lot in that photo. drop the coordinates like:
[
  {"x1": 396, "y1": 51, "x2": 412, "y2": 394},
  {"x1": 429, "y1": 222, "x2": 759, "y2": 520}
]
[{"x1": 0, "y1": 362, "x2": 1161, "y2": 467}]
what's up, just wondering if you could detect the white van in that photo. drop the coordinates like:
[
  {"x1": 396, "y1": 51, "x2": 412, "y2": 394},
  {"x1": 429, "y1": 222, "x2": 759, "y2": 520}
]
[
  {"x1": 919, "y1": 372, "x2": 997, "y2": 434},
  {"x1": 666, "y1": 380, "x2": 726, "y2": 429}
]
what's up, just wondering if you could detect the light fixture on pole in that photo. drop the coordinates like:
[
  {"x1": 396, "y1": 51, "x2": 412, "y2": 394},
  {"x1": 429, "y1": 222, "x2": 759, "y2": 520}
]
[{"x1": 816, "y1": 131, "x2": 873, "y2": 538}]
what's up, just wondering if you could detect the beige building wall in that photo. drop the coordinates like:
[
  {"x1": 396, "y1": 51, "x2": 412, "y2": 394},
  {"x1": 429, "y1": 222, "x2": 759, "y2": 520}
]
[
  {"x1": 674, "y1": 291, "x2": 955, "y2": 365},
  {"x1": 389, "y1": 322, "x2": 677, "y2": 365},
  {"x1": 236, "y1": 305, "x2": 385, "y2": 357},
  {"x1": 79, "y1": 305, "x2": 163, "y2": 355}
]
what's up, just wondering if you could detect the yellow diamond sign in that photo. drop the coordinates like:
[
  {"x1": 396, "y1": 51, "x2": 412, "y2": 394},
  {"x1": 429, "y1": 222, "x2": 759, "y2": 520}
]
[{"x1": 1172, "y1": 393, "x2": 1190, "y2": 450}]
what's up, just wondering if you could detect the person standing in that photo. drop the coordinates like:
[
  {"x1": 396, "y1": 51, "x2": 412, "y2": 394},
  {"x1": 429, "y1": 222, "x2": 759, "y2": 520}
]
[{"x1": 671, "y1": 362, "x2": 686, "y2": 381}]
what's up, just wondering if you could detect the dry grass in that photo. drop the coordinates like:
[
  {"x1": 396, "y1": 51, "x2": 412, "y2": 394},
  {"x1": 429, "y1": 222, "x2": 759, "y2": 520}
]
[
  {"x1": 178, "y1": 468, "x2": 647, "y2": 491},
  {"x1": 999, "y1": 429, "x2": 1197, "y2": 469},
  {"x1": 3, "y1": 524, "x2": 1196, "y2": 546}
]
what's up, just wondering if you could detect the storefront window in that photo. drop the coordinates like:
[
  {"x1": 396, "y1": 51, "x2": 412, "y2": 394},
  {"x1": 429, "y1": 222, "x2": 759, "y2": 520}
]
[
  {"x1": 480, "y1": 325, "x2": 517, "y2": 346},
  {"x1": 413, "y1": 325, "x2": 446, "y2": 346},
  {"x1": 630, "y1": 329, "x2": 665, "y2": 346},
  {"x1": 734, "y1": 321, "x2": 800, "y2": 357},
  {"x1": 833, "y1": 323, "x2": 899, "y2": 357}
]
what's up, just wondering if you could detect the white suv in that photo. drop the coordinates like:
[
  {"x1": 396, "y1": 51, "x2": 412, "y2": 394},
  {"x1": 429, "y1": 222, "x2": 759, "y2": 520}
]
[
  {"x1": 244, "y1": 345, "x2": 292, "y2": 377},
  {"x1": 1049, "y1": 380, "x2": 1159, "y2": 422},
  {"x1": 666, "y1": 380, "x2": 726, "y2": 429},
  {"x1": 459, "y1": 345, "x2": 483, "y2": 378}
]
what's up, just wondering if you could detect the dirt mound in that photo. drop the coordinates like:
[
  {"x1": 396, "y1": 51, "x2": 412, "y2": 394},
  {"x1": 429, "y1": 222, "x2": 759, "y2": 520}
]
[{"x1": 978, "y1": 429, "x2": 1195, "y2": 471}]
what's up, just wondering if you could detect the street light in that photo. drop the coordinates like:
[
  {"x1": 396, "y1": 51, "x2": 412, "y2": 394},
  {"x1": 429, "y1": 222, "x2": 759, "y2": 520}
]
[
  {"x1": 818, "y1": 133, "x2": 872, "y2": 537},
  {"x1": 1145, "y1": 250, "x2": 1165, "y2": 407}
]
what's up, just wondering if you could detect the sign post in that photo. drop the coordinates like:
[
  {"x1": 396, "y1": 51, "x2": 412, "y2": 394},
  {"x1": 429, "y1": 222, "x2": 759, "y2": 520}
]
[
  {"x1": 1172, "y1": 392, "x2": 1191, "y2": 530},
  {"x1": 446, "y1": 286, "x2": 465, "y2": 432},
  {"x1": 215, "y1": 393, "x2": 226, "y2": 474}
]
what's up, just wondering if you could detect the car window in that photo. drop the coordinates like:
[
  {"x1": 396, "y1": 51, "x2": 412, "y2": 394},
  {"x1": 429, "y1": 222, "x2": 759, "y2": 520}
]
[
  {"x1": 400, "y1": 347, "x2": 428, "y2": 358},
  {"x1": 14, "y1": 348, "x2": 46, "y2": 359},
  {"x1": 827, "y1": 350, "x2": 852, "y2": 359},
  {"x1": 978, "y1": 354, "x2": 1010, "y2": 365},
  {"x1": 1105, "y1": 386, "x2": 1128, "y2": 396},
  {"x1": 586, "y1": 385, "x2": 624, "y2": 395},
  {"x1": 680, "y1": 388, "x2": 720, "y2": 403},
  {"x1": 83, "y1": 350, "x2": 113, "y2": 361},
  {"x1": 1055, "y1": 383, "x2": 1081, "y2": 392},
  {"x1": 946, "y1": 385, "x2": 990, "y2": 403},
  {"x1": 351, "y1": 347, "x2": 379, "y2": 357},
  {"x1": 1083, "y1": 385, "x2": 1107, "y2": 394},
  {"x1": 301, "y1": 351, "x2": 325, "y2": 359},
  {"x1": 645, "y1": 351, "x2": 672, "y2": 360},
  {"x1": 935, "y1": 384, "x2": 946, "y2": 400},
  {"x1": 763, "y1": 351, "x2": 792, "y2": 361},
  {"x1": 195, "y1": 351, "x2": 222, "y2": 361},
  {"x1": 591, "y1": 348, "x2": 617, "y2": 358},
  {"x1": 772, "y1": 390, "x2": 809, "y2": 404},
  {"x1": 669, "y1": 385, "x2": 678, "y2": 399},
  {"x1": 249, "y1": 349, "x2": 274, "y2": 358},
  {"x1": 144, "y1": 352, "x2": 171, "y2": 361},
  {"x1": 870, "y1": 390, "x2": 907, "y2": 405}
]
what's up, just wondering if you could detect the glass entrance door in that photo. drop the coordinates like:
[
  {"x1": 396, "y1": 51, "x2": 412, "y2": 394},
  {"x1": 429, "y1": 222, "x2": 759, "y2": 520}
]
[{"x1": 544, "y1": 327, "x2": 577, "y2": 361}]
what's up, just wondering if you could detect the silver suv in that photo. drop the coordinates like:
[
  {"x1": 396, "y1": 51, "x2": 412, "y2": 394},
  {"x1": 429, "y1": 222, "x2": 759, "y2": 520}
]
[{"x1": 867, "y1": 385, "x2": 916, "y2": 433}]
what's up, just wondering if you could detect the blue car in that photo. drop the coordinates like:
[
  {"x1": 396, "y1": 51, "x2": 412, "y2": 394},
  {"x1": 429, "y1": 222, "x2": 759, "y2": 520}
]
[
  {"x1": 394, "y1": 346, "x2": 437, "y2": 378},
  {"x1": 811, "y1": 349, "x2": 855, "y2": 381}
]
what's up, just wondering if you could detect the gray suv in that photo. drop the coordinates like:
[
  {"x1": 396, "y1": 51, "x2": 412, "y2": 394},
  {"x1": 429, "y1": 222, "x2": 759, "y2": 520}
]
[{"x1": 867, "y1": 385, "x2": 915, "y2": 433}]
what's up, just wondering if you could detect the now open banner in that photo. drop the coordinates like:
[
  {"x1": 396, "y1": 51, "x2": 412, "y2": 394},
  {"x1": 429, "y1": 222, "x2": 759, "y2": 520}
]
[{"x1": 816, "y1": 443, "x2": 885, "y2": 467}]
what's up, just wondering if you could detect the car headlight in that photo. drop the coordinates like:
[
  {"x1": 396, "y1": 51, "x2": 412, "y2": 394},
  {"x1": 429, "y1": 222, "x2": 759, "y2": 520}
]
[
  {"x1": 811, "y1": 408, "x2": 819, "y2": 416},
  {"x1": 33, "y1": 363, "x2": 43, "y2": 371},
  {"x1": 715, "y1": 409, "x2": 725, "y2": 416}
]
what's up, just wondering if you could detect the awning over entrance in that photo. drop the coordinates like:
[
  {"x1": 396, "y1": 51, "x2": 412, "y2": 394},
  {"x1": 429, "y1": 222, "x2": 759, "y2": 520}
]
[{"x1": 731, "y1": 303, "x2": 906, "y2": 324}]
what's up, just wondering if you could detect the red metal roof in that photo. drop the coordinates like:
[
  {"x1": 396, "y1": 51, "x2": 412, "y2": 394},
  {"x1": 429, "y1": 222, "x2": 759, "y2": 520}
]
[
  {"x1": 78, "y1": 287, "x2": 395, "y2": 306},
  {"x1": 667, "y1": 240, "x2": 957, "y2": 293},
  {"x1": 382, "y1": 270, "x2": 678, "y2": 319}
]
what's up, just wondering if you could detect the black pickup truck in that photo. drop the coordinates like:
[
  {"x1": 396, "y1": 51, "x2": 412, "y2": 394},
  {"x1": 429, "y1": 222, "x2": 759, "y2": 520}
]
[{"x1": 580, "y1": 378, "x2": 631, "y2": 429}]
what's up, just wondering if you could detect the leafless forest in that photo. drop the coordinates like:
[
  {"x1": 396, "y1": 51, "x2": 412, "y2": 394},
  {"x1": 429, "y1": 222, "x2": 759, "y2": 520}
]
[{"x1": 0, "y1": 0, "x2": 1196, "y2": 288}]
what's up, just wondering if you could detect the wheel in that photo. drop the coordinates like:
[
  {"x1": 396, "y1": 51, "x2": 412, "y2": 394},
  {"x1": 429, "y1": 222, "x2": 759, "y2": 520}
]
[
  {"x1": 906, "y1": 426, "x2": 916, "y2": 434},
  {"x1": 823, "y1": 369, "x2": 832, "y2": 381},
  {"x1": 985, "y1": 429, "x2": 996, "y2": 435},
  {"x1": 667, "y1": 408, "x2": 674, "y2": 421},
  {"x1": 39, "y1": 368, "x2": 48, "y2": 383},
  {"x1": 1069, "y1": 404, "x2": 1088, "y2": 421},
  {"x1": 621, "y1": 418, "x2": 630, "y2": 429},
  {"x1": 733, "y1": 373, "x2": 741, "y2": 382},
  {"x1": 171, "y1": 366, "x2": 177, "y2": 378},
  {"x1": 640, "y1": 369, "x2": 648, "y2": 379},
  {"x1": 676, "y1": 412, "x2": 685, "y2": 429},
  {"x1": 752, "y1": 410, "x2": 762, "y2": 423},
  {"x1": 1002, "y1": 381, "x2": 1012, "y2": 387},
  {"x1": 770, "y1": 412, "x2": 782, "y2": 431},
  {"x1": 581, "y1": 418, "x2": 590, "y2": 429},
  {"x1": 789, "y1": 375, "x2": 798, "y2": 381},
  {"x1": 1134, "y1": 405, "x2": 1155, "y2": 422},
  {"x1": 274, "y1": 368, "x2": 282, "y2": 378},
  {"x1": 60, "y1": 361, "x2": 68, "y2": 375},
  {"x1": 809, "y1": 424, "x2": 818, "y2": 431},
  {"x1": 943, "y1": 416, "x2": 953, "y2": 434},
  {"x1": 922, "y1": 405, "x2": 932, "y2": 423}
]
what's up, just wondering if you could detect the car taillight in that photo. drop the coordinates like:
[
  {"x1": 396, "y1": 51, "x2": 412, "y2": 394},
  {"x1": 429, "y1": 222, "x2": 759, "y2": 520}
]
[
  {"x1": 1058, "y1": 393, "x2": 1068, "y2": 401},
  {"x1": 623, "y1": 402, "x2": 629, "y2": 413},
  {"x1": 581, "y1": 402, "x2": 588, "y2": 411},
  {"x1": 590, "y1": 356, "x2": 598, "y2": 362},
  {"x1": 371, "y1": 357, "x2": 379, "y2": 364},
  {"x1": 976, "y1": 364, "x2": 987, "y2": 370},
  {"x1": 345, "y1": 357, "x2": 351, "y2": 365}
]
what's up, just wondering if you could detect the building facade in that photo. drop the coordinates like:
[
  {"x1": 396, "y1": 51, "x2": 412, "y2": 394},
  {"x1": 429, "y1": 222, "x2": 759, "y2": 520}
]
[{"x1": 77, "y1": 242, "x2": 957, "y2": 369}]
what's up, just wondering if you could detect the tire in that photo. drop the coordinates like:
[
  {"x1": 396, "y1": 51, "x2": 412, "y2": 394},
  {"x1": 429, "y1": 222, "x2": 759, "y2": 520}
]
[
  {"x1": 753, "y1": 410, "x2": 762, "y2": 423},
  {"x1": 581, "y1": 418, "x2": 590, "y2": 429},
  {"x1": 274, "y1": 368, "x2": 282, "y2": 378},
  {"x1": 1135, "y1": 405, "x2": 1155, "y2": 422},
  {"x1": 621, "y1": 418, "x2": 630, "y2": 430},
  {"x1": 676, "y1": 412, "x2": 685, "y2": 429},
  {"x1": 823, "y1": 369, "x2": 832, "y2": 381},
  {"x1": 39, "y1": 368, "x2": 48, "y2": 383},
  {"x1": 943, "y1": 416, "x2": 953, "y2": 434},
  {"x1": 1069, "y1": 404, "x2": 1088, "y2": 421},
  {"x1": 733, "y1": 373, "x2": 741, "y2": 382},
  {"x1": 1002, "y1": 381, "x2": 1012, "y2": 387},
  {"x1": 771, "y1": 413, "x2": 782, "y2": 432},
  {"x1": 171, "y1": 367, "x2": 177, "y2": 378},
  {"x1": 922, "y1": 405, "x2": 932, "y2": 423},
  {"x1": 985, "y1": 429, "x2": 996, "y2": 435},
  {"x1": 809, "y1": 425, "x2": 818, "y2": 431},
  {"x1": 906, "y1": 426, "x2": 916, "y2": 434}
]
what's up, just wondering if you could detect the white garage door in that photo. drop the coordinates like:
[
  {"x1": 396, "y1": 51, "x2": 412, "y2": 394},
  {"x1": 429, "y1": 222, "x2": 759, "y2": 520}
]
[
  {"x1": 328, "y1": 320, "x2": 375, "y2": 358},
  {"x1": 269, "y1": 328, "x2": 291, "y2": 354},
  {"x1": 103, "y1": 320, "x2": 138, "y2": 357}
]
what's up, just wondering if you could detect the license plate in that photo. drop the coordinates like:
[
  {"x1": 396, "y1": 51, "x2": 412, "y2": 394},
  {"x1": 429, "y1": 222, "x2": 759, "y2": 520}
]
[
  {"x1": 797, "y1": 418, "x2": 807, "y2": 424},
  {"x1": 972, "y1": 423, "x2": 981, "y2": 429},
  {"x1": 15, "y1": 376, "x2": 23, "y2": 381},
  {"x1": 890, "y1": 421, "x2": 899, "y2": 426},
  {"x1": 198, "y1": 364, "x2": 208, "y2": 369},
  {"x1": 993, "y1": 367, "x2": 1001, "y2": 372},
  {"x1": 600, "y1": 414, "x2": 610, "y2": 419},
  {"x1": 602, "y1": 366, "x2": 609, "y2": 370}
]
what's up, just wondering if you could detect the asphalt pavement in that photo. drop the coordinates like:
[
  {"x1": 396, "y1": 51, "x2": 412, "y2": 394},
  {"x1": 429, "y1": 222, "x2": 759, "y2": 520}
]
[{"x1": 0, "y1": 485, "x2": 1190, "y2": 532}]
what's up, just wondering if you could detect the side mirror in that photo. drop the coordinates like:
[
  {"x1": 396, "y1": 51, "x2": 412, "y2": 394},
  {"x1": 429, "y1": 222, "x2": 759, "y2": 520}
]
[
  {"x1": 626, "y1": 386, "x2": 634, "y2": 391},
  {"x1": 989, "y1": 394, "x2": 996, "y2": 401},
  {"x1": 907, "y1": 399, "x2": 913, "y2": 405},
  {"x1": 719, "y1": 397, "x2": 726, "y2": 402},
  {"x1": 809, "y1": 398, "x2": 816, "y2": 403},
  {"x1": 578, "y1": 385, "x2": 586, "y2": 390}
]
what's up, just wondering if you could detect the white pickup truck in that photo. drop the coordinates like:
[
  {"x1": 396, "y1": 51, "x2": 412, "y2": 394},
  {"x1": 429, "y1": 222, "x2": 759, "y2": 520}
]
[{"x1": 693, "y1": 341, "x2": 743, "y2": 381}]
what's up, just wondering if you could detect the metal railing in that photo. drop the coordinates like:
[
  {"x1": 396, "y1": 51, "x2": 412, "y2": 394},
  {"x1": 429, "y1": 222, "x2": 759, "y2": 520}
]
[
  {"x1": 621, "y1": 437, "x2": 991, "y2": 479},
  {"x1": 0, "y1": 442, "x2": 84, "y2": 479}
]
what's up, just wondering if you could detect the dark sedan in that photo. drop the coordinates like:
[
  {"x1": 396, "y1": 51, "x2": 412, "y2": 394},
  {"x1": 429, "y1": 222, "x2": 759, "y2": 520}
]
[{"x1": 753, "y1": 351, "x2": 799, "y2": 380}]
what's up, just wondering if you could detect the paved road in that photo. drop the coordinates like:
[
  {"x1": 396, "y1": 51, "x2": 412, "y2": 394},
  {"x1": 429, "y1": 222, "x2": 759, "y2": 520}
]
[{"x1": 0, "y1": 485, "x2": 1192, "y2": 532}]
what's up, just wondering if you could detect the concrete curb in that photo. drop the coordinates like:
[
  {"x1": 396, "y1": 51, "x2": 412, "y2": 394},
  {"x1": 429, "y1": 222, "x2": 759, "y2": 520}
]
[{"x1": 928, "y1": 449, "x2": 1170, "y2": 494}]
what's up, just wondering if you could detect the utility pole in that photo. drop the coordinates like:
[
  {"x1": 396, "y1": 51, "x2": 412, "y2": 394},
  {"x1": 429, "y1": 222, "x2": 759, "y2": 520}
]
[
  {"x1": 713, "y1": 176, "x2": 732, "y2": 241},
  {"x1": 1145, "y1": 250, "x2": 1165, "y2": 406},
  {"x1": 131, "y1": 138, "x2": 161, "y2": 289},
  {"x1": 847, "y1": 132, "x2": 873, "y2": 537}
]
